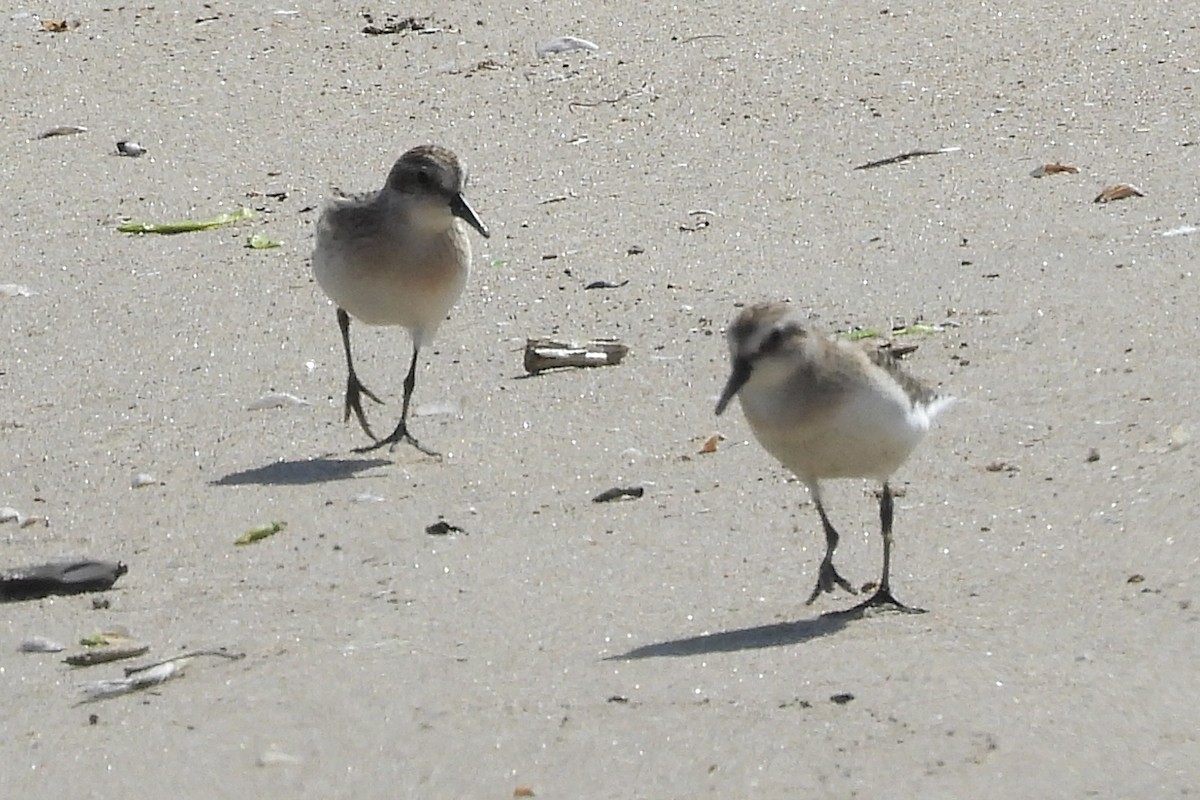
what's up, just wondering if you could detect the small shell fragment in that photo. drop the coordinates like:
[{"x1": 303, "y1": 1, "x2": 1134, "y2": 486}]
[
  {"x1": 536, "y1": 36, "x2": 598, "y2": 57},
  {"x1": 246, "y1": 392, "x2": 310, "y2": 410},
  {"x1": 0, "y1": 507, "x2": 45, "y2": 528},
  {"x1": 257, "y1": 748, "x2": 303, "y2": 767},
  {"x1": 131, "y1": 473, "x2": 159, "y2": 489},
  {"x1": 35, "y1": 124, "x2": 87, "y2": 139},
  {"x1": 0, "y1": 284, "x2": 35, "y2": 298},
  {"x1": 1094, "y1": 183, "x2": 1144, "y2": 203},
  {"x1": 116, "y1": 140, "x2": 147, "y2": 157},
  {"x1": 1030, "y1": 162, "x2": 1079, "y2": 178},
  {"x1": 699, "y1": 434, "x2": 723, "y2": 454},
  {"x1": 20, "y1": 636, "x2": 66, "y2": 653},
  {"x1": 80, "y1": 659, "x2": 187, "y2": 702}
]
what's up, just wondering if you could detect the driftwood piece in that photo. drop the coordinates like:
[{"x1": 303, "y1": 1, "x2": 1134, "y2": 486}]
[
  {"x1": 524, "y1": 338, "x2": 629, "y2": 374},
  {"x1": 65, "y1": 642, "x2": 150, "y2": 667}
]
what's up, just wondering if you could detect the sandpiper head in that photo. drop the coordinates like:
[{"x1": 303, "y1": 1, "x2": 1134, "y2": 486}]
[
  {"x1": 386, "y1": 145, "x2": 490, "y2": 239},
  {"x1": 715, "y1": 302, "x2": 810, "y2": 415}
]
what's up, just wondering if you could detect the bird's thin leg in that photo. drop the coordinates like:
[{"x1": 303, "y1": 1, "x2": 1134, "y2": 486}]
[
  {"x1": 354, "y1": 346, "x2": 440, "y2": 458},
  {"x1": 846, "y1": 481, "x2": 926, "y2": 615},
  {"x1": 805, "y1": 487, "x2": 857, "y2": 604},
  {"x1": 338, "y1": 308, "x2": 383, "y2": 441}
]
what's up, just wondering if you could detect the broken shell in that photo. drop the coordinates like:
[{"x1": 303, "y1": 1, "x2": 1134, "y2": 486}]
[
  {"x1": 35, "y1": 124, "x2": 87, "y2": 139},
  {"x1": 131, "y1": 473, "x2": 159, "y2": 488},
  {"x1": 257, "y1": 748, "x2": 303, "y2": 767},
  {"x1": 536, "y1": 36, "x2": 598, "y2": 57},
  {"x1": 116, "y1": 140, "x2": 147, "y2": 157},
  {"x1": 1094, "y1": 183, "x2": 1144, "y2": 203},
  {"x1": 20, "y1": 636, "x2": 66, "y2": 653},
  {"x1": 1, "y1": 284, "x2": 35, "y2": 298}
]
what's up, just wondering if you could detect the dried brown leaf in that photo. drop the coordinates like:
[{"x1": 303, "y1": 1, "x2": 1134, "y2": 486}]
[
  {"x1": 1030, "y1": 162, "x2": 1079, "y2": 178},
  {"x1": 1094, "y1": 183, "x2": 1144, "y2": 203}
]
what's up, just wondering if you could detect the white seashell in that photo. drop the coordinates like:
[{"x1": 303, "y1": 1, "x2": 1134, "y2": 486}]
[
  {"x1": 246, "y1": 392, "x2": 310, "y2": 410},
  {"x1": 413, "y1": 399, "x2": 461, "y2": 418},
  {"x1": 352, "y1": 492, "x2": 387, "y2": 504},
  {"x1": 0, "y1": 284, "x2": 34, "y2": 298},
  {"x1": 257, "y1": 748, "x2": 302, "y2": 767},
  {"x1": 536, "y1": 35, "x2": 599, "y2": 57}
]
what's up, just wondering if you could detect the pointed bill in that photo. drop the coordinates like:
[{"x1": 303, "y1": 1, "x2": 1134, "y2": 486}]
[
  {"x1": 451, "y1": 193, "x2": 489, "y2": 239},
  {"x1": 715, "y1": 358, "x2": 752, "y2": 416}
]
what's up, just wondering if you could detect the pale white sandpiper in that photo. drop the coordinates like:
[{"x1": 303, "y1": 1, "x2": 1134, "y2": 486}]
[{"x1": 715, "y1": 302, "x2": 954, "y2": 614}]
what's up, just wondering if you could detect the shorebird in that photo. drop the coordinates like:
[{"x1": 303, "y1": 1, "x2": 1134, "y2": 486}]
[
  {"x1": 312, "y1": 145, "x2": 489, "y2": 456},
  {"x1": 715, "y1": 302, "x2": 954, "y2": 614}
]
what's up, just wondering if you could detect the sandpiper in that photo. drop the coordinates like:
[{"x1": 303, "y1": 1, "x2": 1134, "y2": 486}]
[
  {"x1": 312, "y1": 145, "x2": 489, "y2": 456},
  {"x1": 715, "y1": 302, "x2": 954, "y2": 614}
]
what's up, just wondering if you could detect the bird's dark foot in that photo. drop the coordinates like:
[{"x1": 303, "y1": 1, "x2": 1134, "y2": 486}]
[
  {"x1": 352, "y1": 423, "x2": 441, "y2": 459},
  {"x1": 805, "y1": 558, "x2": 856, "y2": 605},
  {"x1": 344, "y1": 373, "x2": 383, "y2": 440},
  {"x1": 842, "y1": 585, "x2": 926, "y2": 616}
]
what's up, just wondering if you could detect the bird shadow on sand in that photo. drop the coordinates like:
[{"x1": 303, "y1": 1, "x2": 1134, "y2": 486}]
[
  {"x1": 604, "y1": 611, "x2": 860, "y2": 661},
  {"x1": 210, "y1": 455, "x2": 391, "y2": 487}
]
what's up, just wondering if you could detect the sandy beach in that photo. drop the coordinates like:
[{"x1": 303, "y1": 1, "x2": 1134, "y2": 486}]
[{"x1": 3, "y1": 2, "x2": 1198, "y2": 796}]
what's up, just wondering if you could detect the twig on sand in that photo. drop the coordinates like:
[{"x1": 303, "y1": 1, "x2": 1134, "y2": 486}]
[{"x1": 853, "y1": 147, "x2": 960, "y2": 171}]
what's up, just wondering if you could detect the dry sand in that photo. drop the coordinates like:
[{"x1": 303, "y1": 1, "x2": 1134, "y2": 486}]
[{"x1": 2, "y1": 2, "x2": 1198, "y2": 796}]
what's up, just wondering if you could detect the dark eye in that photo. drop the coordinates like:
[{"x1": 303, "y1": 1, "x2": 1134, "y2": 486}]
[
  {"x1": 761, "y1": 328, "x2": 784, "y2": 353},
  {"x1": 416, "y1": 169, "x2": 433, "y2": 188}
]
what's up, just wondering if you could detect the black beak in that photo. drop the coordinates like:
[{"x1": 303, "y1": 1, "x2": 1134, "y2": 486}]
[
  {"x1": 451, "y1": 193, "x2": 490, "y2": 239},
  {"x1": 715, "y1": 358, "x2": 752, "y2": 416}
]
